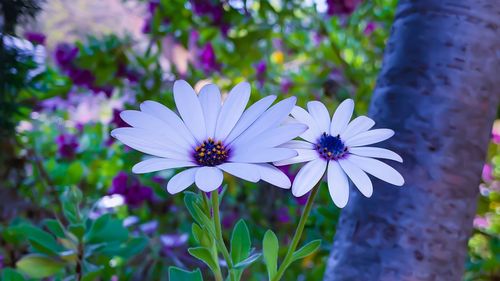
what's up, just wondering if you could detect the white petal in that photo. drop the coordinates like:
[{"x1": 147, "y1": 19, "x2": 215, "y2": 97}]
[
  {"x1": 140, "y1": 101, "x2": 197, "y2": 147},
  {"x1": 195, "y1": 167, "x2": 224, "y2": 192},
  {"x1": 345, "y1": 129, "x2": 394, "y2": 147},
  {"x1": 167, "y1": 167, "x2": 199, "y2": 194},
  {"x1": 330, "y1": 99, "x2": 354, "y2": 136},
  {"x1": 132, "y1": 158, "x2": 197, "y2": 174},
  {"x1": 291, "y1": 106, "x2": 321, "y2": 143},
  {"x1": 217, "y1": 163, "x2": 260, "y2": 182},
  {"x1": 340, "y1": 116, "x2": 375, "y2": 140},
  {"x1": 338, "y1": 159, "x2": 373, "y2": 197},
  {"x1": 229, "y1": 148, "x2": 297, "y2": 163},
  {"x1": 273, "y1": 149, "x2": 318, "y2": 166},
  {"x1": 231, "y1": 97, "x2": 296, "y2": 145},
  {"x1": 257, "y1": 163, "x2": 291, "y2": 189},
  {"x1": 173, "y1": 80, "x2": 207, "y2": 142},
  {"x1": 232, "y1": 123, "x2": 307, "y2": 150},
  {"x1": 349, "y1": 147, "x2": 403, "y2": 162},
  {"x1": 327, "y1": 161, "x2": 349, "y2": 208},
  {"x1": 198, "y1": 84, "x2": 221, "y2": 138},
  {"x1": 224, "y1": 95, "x2": 276, "y2": 144},
  {"x1": 346, "y1": 155, "x2": 404, "y2": 186},
  {"x1": 279, "y1": 140, "x2": 315, "y2": 150},
  {"x1": 111, "y1": 128, "x2": 190, "y2": 160},
  {"x1": 214, "y1": 82, "x2": 251, "y2": 141},
  {"x1": 307, "y1": 101, "x2": 330, "y2": 134},
  {"x1": 120, "y1": 110, "x2": 188, "y2": 148},
  {"x1": 292, "y1": 158, "x2": 327, "y2": 197}
]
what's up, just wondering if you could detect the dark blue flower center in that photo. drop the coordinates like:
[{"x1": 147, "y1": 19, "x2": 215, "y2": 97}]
[
  {"x1": 316, "y1": 133, "x2": 348, "y2": 160},
  {"x1": 194, "y1": 138, "x2": 229, "y2": 166}
]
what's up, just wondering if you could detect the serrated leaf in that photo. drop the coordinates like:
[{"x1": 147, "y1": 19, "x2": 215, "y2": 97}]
[
  {"x1": 263, "y1": 230, "x2": 279, "y2": 279},
  {"x1": 188, "y1": 247, "x2": 218, "y2": 273},
  {"x1": 230, "y1": 219, "x2": 251, "y2": 264},
  {"x1": 16, "y1": 254, "x2": 65, "y2": 278},
  {"x1": 1, "y1": 268, "x2": 26, "y2": 281},
  {"x1": 168, "y1": 267, "x2": 203, "y2": 281},
  {"x1": 290, "y1": 239, "x2": 321, "y2": 263},
  {"x1": 233, "y1": 253, "x2": 261, "y2": 269}
]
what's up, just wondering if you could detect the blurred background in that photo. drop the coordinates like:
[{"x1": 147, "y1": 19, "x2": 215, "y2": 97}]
[{"x1": 1, "y1": 0, "x2": 499, "y2": 280}]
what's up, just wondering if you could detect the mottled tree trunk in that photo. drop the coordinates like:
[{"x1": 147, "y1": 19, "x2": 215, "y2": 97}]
[{"x1": 324, "y1": 1, "x2": 500, "y2": 281}]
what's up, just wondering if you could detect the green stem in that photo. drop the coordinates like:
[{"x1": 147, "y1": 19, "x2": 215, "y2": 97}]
[
  {"x1": 211, "y1": 191, "x2": 235, "y2": 281},
  {"x1": 272, "y1": 184, "x2": 320, "y2": 281}
]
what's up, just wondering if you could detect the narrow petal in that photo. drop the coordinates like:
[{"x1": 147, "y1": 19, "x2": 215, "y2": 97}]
[
  {"x1": 229, "y1": 148, "x2": 297, "y2": 163},
  {"x1": 119, "y1": 110, "x2": 191, "y2": 150},
  {"x1": 217, "y1": 163, "x2": 260, "y2": 182},
  {"x1": 291, "y1": 106, "x2": 321, "y2": 143},
  {"x1": 198, "y1": 84, "x2": 221, "y2": 138},
  {"x1": 340, "y1": 116, "x2": 375, "y2": 140},
  {"x1": 346, "y1": 155, "x2": 404, "y2": 186},
  {"x1": 132, "y1": 158, "x2": 197, "y2": 174},
  {"x1": 173, "y1": 80, "x2": 206, "y2": 142},
  {"x1": 231, "y1": 97, "x2": 297, "y2": 145},
  {"x1": 273, "y1": 149, "x2": 318, "y2": 166},
  {"x1": 140, "y1": 101, "x2": 197, "y2": 147},
  {"x1": 257, "y1": 163, "x2": 291, "y2": 189},
  {"x1": 231, "y1": 123, "x2": 307, "y2": 150},
  {"x1": 292, "y1": 158, "x2": 327, "y2": 197},
  {"x1": 214, "y1": 82, "x2": 251, "y2": 141},
  {"x1": 195, "y1": 167, "x2": 224, "y2": 192},
  {"x1": 224, "y1": 95, "x2": 276, "y2": 144},
  {"x1": 349, "y1": 147, "x2": 403, "y2": 162},
  {"x1": 338, "y1": 159, "x2": 373, "y2": 197},
  {"x1": 279, "y1": 140, "x2": 315, "y2": 150},
  {"x1": 111, "y1": 128, "x2": 190, "y2": 160},
  {"x1": 167, "y1": 167, "x2": 199, "y2": 194},
  {"x1": 327, "y1": 161, "x2": 349, "y2": 208},
  {"x1": 344, "y1": 129, "x2": 394, "y2": 147},
  {"x1": 330, "y1": 99, "x2": 354, "y2": 136},
  {"x1": 307, "y1": 101, "x2": 331, "y2": 134}
]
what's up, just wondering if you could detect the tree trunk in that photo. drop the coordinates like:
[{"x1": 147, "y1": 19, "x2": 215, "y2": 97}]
[{"x1": 324, "y1": 1, "x2": 500, "y2": 280}]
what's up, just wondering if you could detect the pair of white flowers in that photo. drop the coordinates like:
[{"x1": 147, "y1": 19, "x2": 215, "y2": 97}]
[{"x1": 111, "y1": 80, "x2": 404, "y2": 208}]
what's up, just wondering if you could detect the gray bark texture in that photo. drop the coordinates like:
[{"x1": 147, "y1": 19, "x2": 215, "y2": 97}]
[{"x1": 324, "y1": 1, "x2": 500, "y2": 281}]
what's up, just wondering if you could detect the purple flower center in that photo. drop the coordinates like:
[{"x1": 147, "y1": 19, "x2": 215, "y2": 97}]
[
  {"x1": 194, "y1": 138, "x2": 229, "y2": 166},
  {"x1": 316, "y1": 132, "x2": 348, "y2": 160}
]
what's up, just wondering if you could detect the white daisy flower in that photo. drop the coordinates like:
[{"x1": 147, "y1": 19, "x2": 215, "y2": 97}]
[
  {"x1": 111, "y1": 80, "x2": 307, "y2": 194},
  {"x1": 275, "y1": 99, "x2": 404, "y2": 208}
]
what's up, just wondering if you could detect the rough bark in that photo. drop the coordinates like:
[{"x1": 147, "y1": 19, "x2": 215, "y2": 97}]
[{"x1": 324, "y1": 1, "x2": 500, "y2": 281}]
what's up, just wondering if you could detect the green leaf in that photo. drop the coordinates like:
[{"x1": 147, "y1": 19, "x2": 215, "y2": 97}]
[
  {"x1": 9, "y1": 223, "x2": 63, "y2": 256},
  {"x1": 184, "y1": 192, "x2": 204, "y2": 225},
  {"x1": 16, "y1": 254, "x2": 65, "y2": 278},
  {"x1": 168, "y1": 267, "x2": 203, "y2": 281},
  {"x1": 263, "y1": 230, "x2": 279, "y2": 279},
  {"x1": 1, "y1": 268, "x2": 26, "y2": 281},
  {"x1": 85, "y1": 214, "x2": 128, "y2": 244},
  {"x1": 290, "y1": 239, "x2": 321, "y2": 263},
  {"x1": 188, "y1": 247, "x2": 219, "y2": 273},
  {"x1": 82, "y1": 267, "x2": 103, "y2": 281},
  {"x1": 69, "y1": 223, "x2": 85, "y2": 241},
  {"x1": 230, "y1": 219, "x2": 251, "y2": 264},
  {"x1": 43, "y1": 219, "x2": 65, "y2": 238},
  {"x1": 234, "y1": 253, "x2": 262, "y2": 269}
]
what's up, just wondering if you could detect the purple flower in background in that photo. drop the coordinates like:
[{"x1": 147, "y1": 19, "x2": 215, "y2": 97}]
[
  {"x1": 56, "y1": 133, "x2": 79, "y2": 159},
  {"x1": 24, "y1": 31, "x2": 46, "y2": 45},
  {"x1": 482, "y1": 164, "x2": 494, "y2": 182},
  {"x1": 148, "y1": 0, "x2": 160, "y2": 13},
  {"x1": 222, "y1": 211, "x2": 238, "y2": 228},
  {"x1": 276, "y1": 207, "x2": 291, "y2": 224},
  {"x1": 280, "y1": 79, "x2": 293, "y2": 94},
  {"x1": 364, "y1": 22, "x2": 377, "y2": 36},
  {"x1": 68, "y1": 67, "x2": 95, "y2": 87},
  {"x1": 190, "y1": 0, "x2": 228, "y2": 35},
  {"x1": 200, "y1": 43, "x2": 220, "y2": 74},
  {"x1": 255, "y1": 60, "x2": 267, "y2": 87},
  {"x1": 111, "y1": 108, "x2": 129, "y2": 128},
  {"x1": 0, "y1": 254, "x2": 3, "y2": 270},
  {"x1": 55, "y1": 43, "x2": 79, "y2": 69},
  {"x1": 161, "y1": 233, "x2": 188, "y2": 254},
  {"x1": 109, "y1": 172, "x2": 153, "y2": 207},
  {"x1": 327, "y1": 0, "x2": 361, "y2": 16}
]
